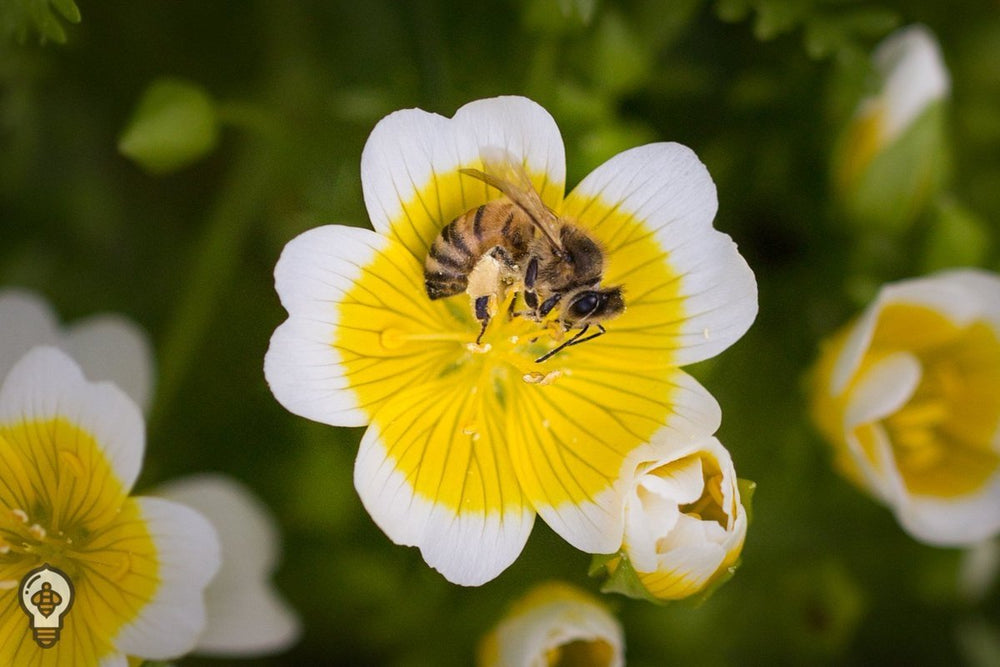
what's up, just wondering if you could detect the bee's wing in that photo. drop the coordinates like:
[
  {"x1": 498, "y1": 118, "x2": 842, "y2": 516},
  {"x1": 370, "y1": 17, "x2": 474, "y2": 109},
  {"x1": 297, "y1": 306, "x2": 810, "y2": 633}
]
[{"x1": 461, "y1": 149, "x2": 563, "y2": 252}]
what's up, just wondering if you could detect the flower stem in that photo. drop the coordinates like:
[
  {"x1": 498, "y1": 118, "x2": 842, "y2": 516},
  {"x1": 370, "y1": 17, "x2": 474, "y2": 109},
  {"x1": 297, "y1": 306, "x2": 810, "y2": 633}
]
[{"x1": 149, "y1": 141, "x2": 277, "y2": 432}]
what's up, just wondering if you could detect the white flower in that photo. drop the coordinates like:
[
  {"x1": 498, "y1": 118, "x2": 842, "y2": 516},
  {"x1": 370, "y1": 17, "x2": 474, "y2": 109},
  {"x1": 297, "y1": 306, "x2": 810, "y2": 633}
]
[
  {"x1": 264, "y1": 95, "x2": 757, "y2": 586},
  {"x1": 0, "y1": 347, "x2": 220, "y2": 665},
  {"x1": 478, "y1": 581, "x2": 624, "y2": 667},
  {"x1": 0, "y1": 287, "x2": 300, "y2": 657},
  {"x1": 155, "y1": 474, "x2": 301, "y2": 656},
  {"x1": 811, "y1": 269, "x2": 1000, "y2": 546},
  {"x1": 615, "y1": 435, "x2": 746, "y2": 600}
]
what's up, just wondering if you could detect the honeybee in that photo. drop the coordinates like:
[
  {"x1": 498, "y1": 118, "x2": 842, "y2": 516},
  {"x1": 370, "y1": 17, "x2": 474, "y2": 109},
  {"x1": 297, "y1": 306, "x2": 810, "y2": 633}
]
[{"x1": 423, "y1": 159, "x2": 624, "y2": 362}]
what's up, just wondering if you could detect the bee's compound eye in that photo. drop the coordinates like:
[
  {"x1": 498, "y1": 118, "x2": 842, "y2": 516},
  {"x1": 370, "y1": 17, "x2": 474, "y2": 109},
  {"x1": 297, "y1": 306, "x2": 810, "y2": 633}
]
[{"x1": 569, "y1": 292, "x2": 600, "y2": 318}]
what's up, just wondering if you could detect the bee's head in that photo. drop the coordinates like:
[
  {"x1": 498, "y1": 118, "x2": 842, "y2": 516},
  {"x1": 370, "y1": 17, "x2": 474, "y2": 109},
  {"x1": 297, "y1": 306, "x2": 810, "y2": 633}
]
[{"x1": 560, "y1": 286, "x2": 624, "y2": 327}]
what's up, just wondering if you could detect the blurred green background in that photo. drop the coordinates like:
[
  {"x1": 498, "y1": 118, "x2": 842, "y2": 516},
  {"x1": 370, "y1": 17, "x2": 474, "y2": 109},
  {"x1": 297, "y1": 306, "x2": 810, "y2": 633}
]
[{"x1": 2, "y1": 1, "x2": 999, "y2": 665}]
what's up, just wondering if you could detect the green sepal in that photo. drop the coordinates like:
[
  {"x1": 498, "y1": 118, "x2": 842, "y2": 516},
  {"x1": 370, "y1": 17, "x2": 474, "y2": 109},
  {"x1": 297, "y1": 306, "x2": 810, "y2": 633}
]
[
  {"x1": 118, "y1": 78, "x2": 220, "y2": 175},
  {"x1": 738, "y1": 478, "x2": 757, "y2": 525},
  {"x1": 835, "y1": 100, "x2": 950, "y2": 234},
  {"x1": 589, "y1": 551, "x2": 663, "y2": 605},
  {"x1": 589, "y1": 478, "x2": 755, "y2": 605},
  {"x1": 590, "y1": 549, "x2": 744, "y2": 607}
]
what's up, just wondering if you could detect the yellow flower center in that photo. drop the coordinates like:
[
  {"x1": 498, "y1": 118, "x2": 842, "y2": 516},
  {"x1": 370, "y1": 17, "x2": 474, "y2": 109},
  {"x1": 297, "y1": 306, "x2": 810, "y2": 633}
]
[
  {"x1": 545, "y1": 638, "x2": 615, "y2": 667},
  {"x1": 873, "y1": 304, "x2": 1000, "y2": 497},
  {"x1": 0, "y1": 418, "x2": 158, "y2": 664},
  {"x1": 678, "y1": 464, "x2": 729, "y2": 529},
  {"x1": 336, "y1": 165, "x2": 692, "y2": 519}
]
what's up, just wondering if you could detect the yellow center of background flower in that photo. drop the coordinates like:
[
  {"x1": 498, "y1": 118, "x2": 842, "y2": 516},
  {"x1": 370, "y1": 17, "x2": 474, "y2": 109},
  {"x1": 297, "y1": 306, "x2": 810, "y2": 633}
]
[
  {"x1": 0, "y1": 418, "x2": 158, "y2": 665},
  {"x1": 872, "y1": 304, "x2": 1000, "y2": 497}
]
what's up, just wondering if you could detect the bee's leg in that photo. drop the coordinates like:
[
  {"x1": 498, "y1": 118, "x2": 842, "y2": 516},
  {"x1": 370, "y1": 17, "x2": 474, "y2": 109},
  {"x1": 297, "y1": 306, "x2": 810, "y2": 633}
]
[
  {"x1": 523, "y1": 257, "x2": 539, "y2": 313},
  {"x1": 488, "y1": 245, "x2": 517, "y2": 269},
  {"x1": 506, "y1": 294, "x2": 519, "y2": 320},
  {"x1": 534, "y1": 324, "x2": 605, "y2": 363},
  {"x1": 474, "y1": 295, "x2": 491, "y2": 345}
]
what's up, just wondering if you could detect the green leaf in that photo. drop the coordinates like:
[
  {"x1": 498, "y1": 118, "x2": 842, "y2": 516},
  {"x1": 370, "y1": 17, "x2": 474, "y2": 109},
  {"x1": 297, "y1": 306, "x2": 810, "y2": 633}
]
[
  {"x1": 1, "y1": 0, "x2": 80, "y2": 44},
  {"x1": 50, "y1": 0, "x2": 80, "y2": 23},
  {"x1": 118, "y1": 78, "x2": 220, "y2": 175}
]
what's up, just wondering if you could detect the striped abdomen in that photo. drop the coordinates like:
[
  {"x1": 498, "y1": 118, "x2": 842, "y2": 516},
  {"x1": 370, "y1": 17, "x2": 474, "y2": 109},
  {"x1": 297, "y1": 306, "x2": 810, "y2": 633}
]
[{"x1": 424, "y1": 200, "x2": 535, "y2": 299}]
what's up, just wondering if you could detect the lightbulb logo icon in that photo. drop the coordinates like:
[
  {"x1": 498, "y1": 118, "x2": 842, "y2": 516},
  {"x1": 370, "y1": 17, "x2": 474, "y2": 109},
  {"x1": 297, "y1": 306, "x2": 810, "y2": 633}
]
[{"x1": 19, "y1": 564, "x2": 74, "y2": 648}]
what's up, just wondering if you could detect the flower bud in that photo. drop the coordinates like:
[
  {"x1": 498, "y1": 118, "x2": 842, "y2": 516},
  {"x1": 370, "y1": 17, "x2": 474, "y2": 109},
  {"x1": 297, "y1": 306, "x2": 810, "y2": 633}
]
[
  {"x1": 596, "y1": 436, "x2": 748, "y2": 602},
  {"x1": 832, "y1": 25, "x2": 950, "y2": 231},
  {"x1": 478, "y1": 582, "x2": 623, "y2": 667}
]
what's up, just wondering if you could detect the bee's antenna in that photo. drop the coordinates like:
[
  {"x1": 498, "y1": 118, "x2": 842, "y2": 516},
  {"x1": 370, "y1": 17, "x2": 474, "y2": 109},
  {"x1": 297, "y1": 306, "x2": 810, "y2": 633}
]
[{"x1": 535, "y1": 324, "x2": 606, "y2": 363}]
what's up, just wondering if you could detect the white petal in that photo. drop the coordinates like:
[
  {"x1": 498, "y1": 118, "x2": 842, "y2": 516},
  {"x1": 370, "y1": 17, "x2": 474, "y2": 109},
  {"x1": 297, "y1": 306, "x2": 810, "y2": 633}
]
[
  {"x1": 879, "y1": 269, "x2": 1000, "y2": 329},
  {"x1": 834, "y1": 269, "x2": 1000, "y2": 393},
  {"x1": 565, "y1": 142, "x2": 757, "y2": 365},
  {"x1": 353, "y1": 422, "x2": 536, "y2": 586},
  {"x1": 97, "y1": 653, "x2": 129, "y2": 667},
  {"x1": 641, "y1": 455, "x2": 705, "y2": 505},
  {"x1": 844, "y1": 422, "x2": 907, "y2": 505},
  {"x1": 873, "y1": 24, "x2": 950, "y2": 142},
  {"x1": 155, "y1": 474, "x2": 300, "y2": 656},
  {"x1": 361, "y1": 95, "x2": 566, "y2": 236},
  {"x1": 63, "y1": 314, "x2": 156, "y2": 413},
  {"x1": 0, "y1": 288, "x2": 61, "y2": 380},
  {"x1": 114, "y1": 497, "x2": 221, "y2": 660},
  {"x1": 894, "y1": 476, "x2": 1000, "y2": 547},
  {"x1": 0, "y1": 346, "x2": 145, "y2": 491},
  {"x1": 843, "y1": 351, "x2": 922, "y2": 428},
  {"x1": 264, "y1": 225, "x2": 386, "y2": 427},
  {"x1": 958, "y1": 538, "x2": 1000, "y2": 603},
  {"x1": 0, "y1": 288, "x2": 155, "y2": 412}
]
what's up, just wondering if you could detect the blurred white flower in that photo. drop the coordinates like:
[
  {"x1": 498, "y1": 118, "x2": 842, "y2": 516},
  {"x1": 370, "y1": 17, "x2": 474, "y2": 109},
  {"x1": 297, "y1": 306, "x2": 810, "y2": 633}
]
[
  {"x1": 478, "y1": 581, "x2": 624, "y2": 667},
  {"x1": 0, "y1": 287, "x2": 299, "y2": 657},
  {"x1": 811, "y1": 269, "x2": 1000, "y2": 546},
  {"x1": 0, "y1": 347, "x2": 220, "y2": 665},
  {"x1": 0, "y1": 287, "x2": 154, "y2": 411},
  {"x1": 156, "y1": 474, "x2": 301, "y2": 656}
]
